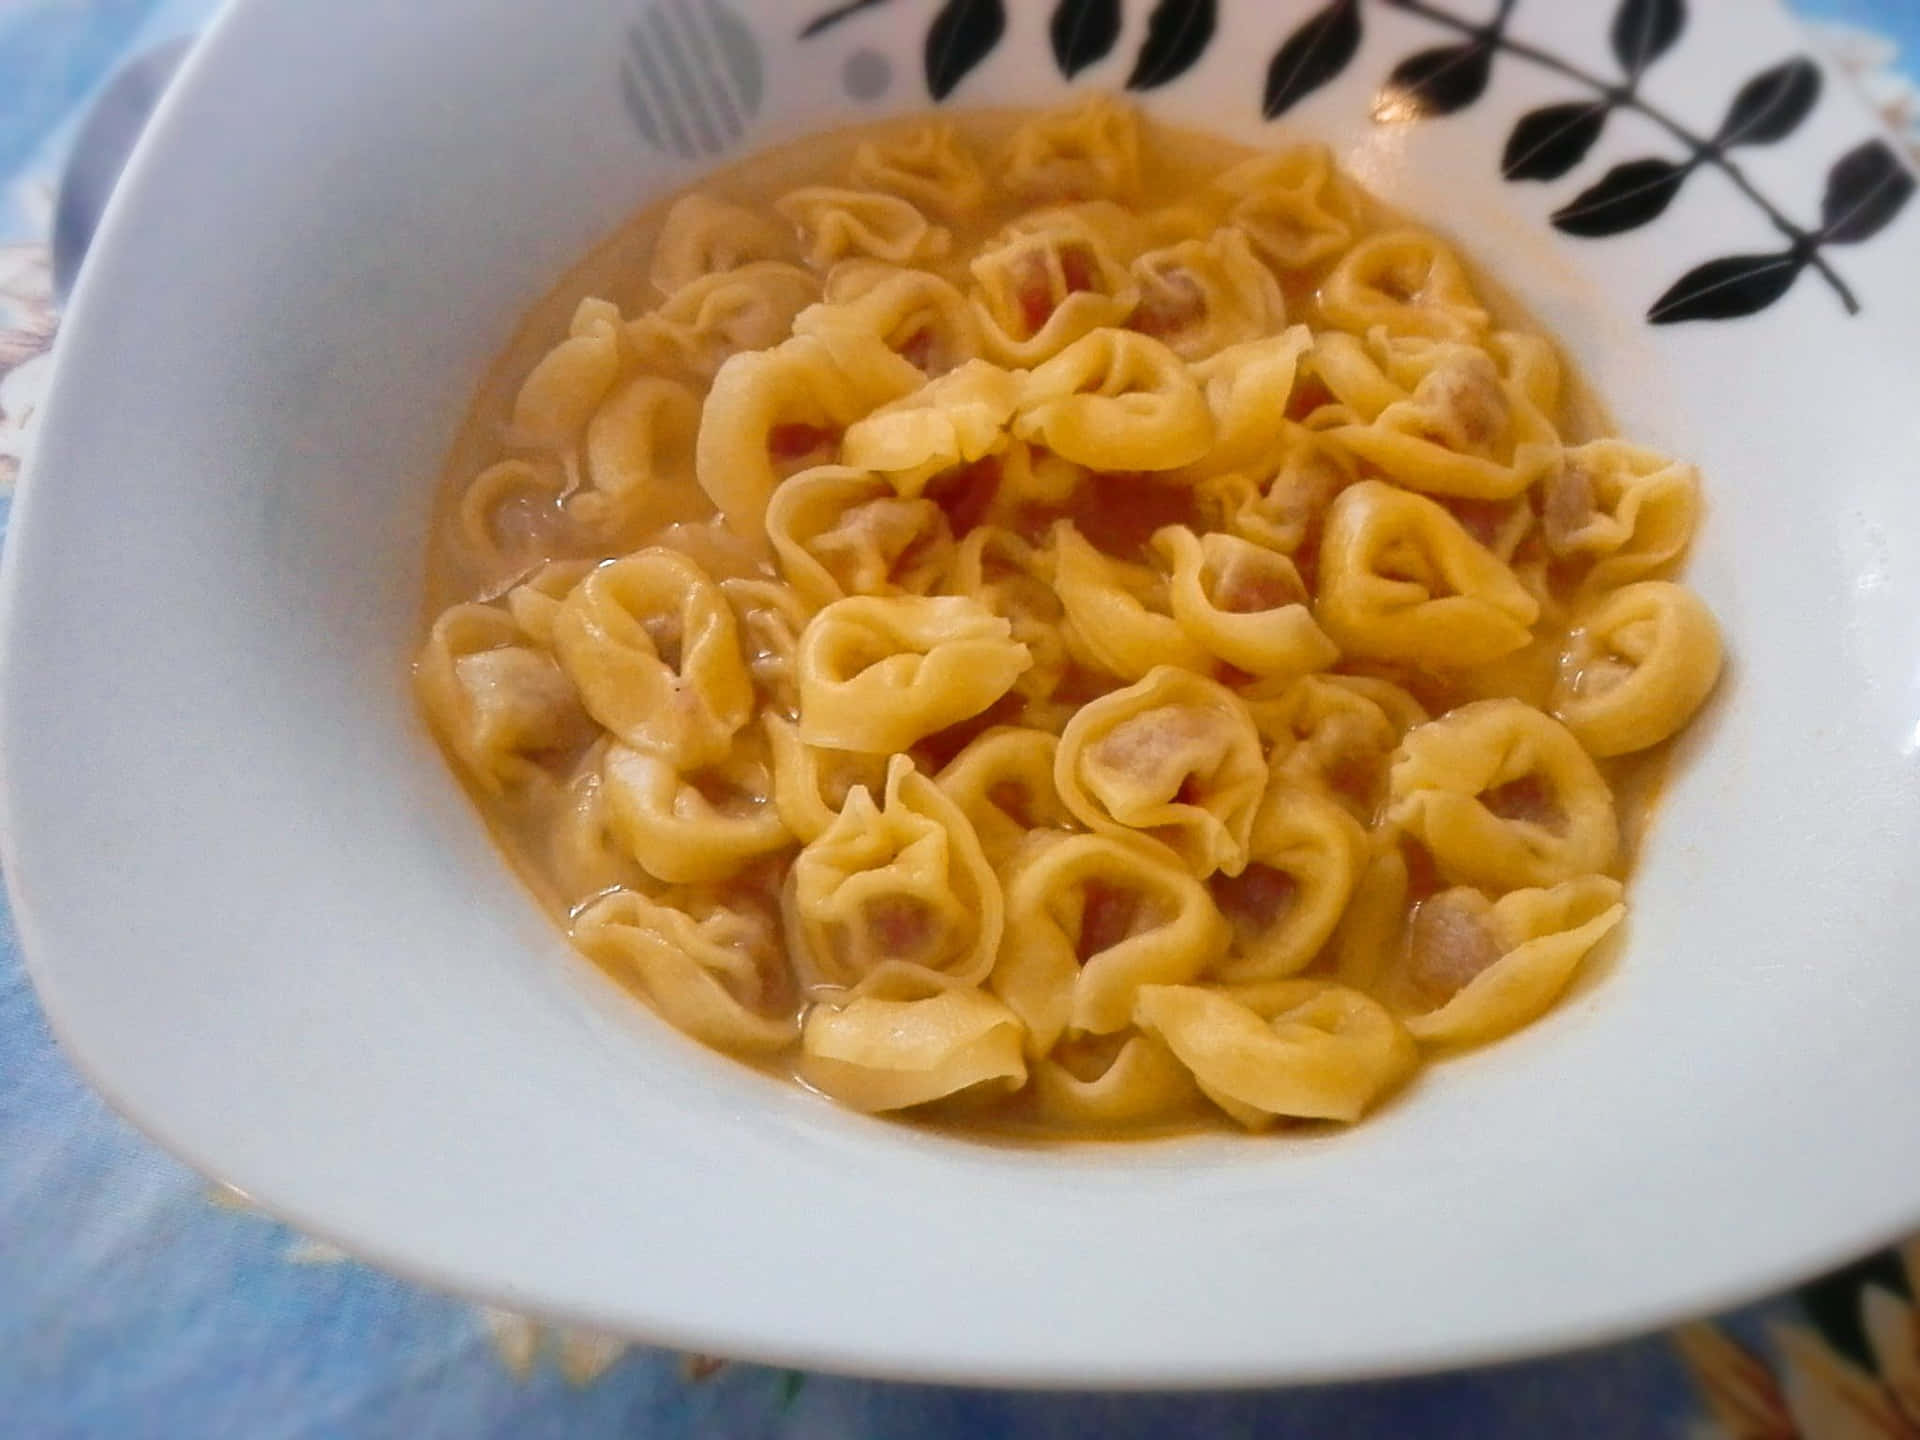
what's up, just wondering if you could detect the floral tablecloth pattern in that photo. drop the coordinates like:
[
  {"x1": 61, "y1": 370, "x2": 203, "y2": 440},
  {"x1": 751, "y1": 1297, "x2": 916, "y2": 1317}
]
[{"x1": 3, "y1": 2, "x2": 1918, "y2": 1434}]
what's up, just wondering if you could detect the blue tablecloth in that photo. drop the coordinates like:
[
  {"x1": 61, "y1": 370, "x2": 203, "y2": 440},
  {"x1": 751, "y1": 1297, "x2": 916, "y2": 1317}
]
[{"x1": 4, "y1": 3, "x2": 1918, "y2": 1433}]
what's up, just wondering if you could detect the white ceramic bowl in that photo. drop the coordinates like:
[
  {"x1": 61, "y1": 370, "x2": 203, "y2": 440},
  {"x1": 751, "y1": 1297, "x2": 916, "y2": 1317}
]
[{"x1": 6, "y1": 0, "x2": 1920, "y2": 1387}]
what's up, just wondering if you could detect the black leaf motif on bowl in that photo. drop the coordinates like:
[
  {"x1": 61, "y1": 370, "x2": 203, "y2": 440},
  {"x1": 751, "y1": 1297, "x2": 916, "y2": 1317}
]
[
  {"x1": 1051, "y1": 0, "x2": 1124, "y2": 78},
  {"x1": 1504, "y1": 101, "x2": 1609, "y2": 182},
  {"x1": 925, "y1": 0, "x2": 1006, "y2": 100},
  {"x1": 1262, "y1": 0, "x2": 1363, "y2": 120},
  {"x1": 1126, "y1": 0, "x2": 1218, "y2": 91}
]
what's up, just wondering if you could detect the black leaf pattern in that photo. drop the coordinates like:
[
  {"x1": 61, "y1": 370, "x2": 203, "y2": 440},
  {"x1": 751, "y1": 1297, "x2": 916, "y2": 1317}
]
[
  {"x1": 1610, "y1": 0, "x2": 1685, "y2": 79},
  {"x1": 1648, "y1": 250, "x2": 1804, "y2": 323},
  {"x1": 1262, "y1": 0, "x2": 1363, "y2": 120},
  {"x1": 1552, "y1": 157, "x2": 1691, "y2": 236},
  {"x1": 1503, "y1": 102, "x2": 1610, "y2": 182},
  {"x1": 1713, "y1": 58, "x2": 1821, "y2": 148},
  {"x1": 924, "y1": 0, "x2": 1005, "y2": 100},
  {"x1": 1050, "y1": 0, "x2": 1123, "y2": 79},
  {"x1": 1375, "y1": 40, "x2": 1493, "y2": 122},
  {"x1": 1819, "y1": 139, "x2": 1917, "y2": 245},
  {"x1": 1126, "y1": 0, "x2": 1217, "y2": 90}
]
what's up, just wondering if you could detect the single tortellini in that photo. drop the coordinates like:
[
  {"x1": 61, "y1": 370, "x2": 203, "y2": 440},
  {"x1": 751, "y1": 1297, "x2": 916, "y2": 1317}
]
[
  {"x1": 1386, "y1": 698, "x2": 1618, "y2": 890},
  {"x1": 1127, "y1": 228, "x2": 1285, "y2": 359},
  {"x1": 696, "y1": 329, "x2": 924, "y2": 534},
  {"x1": 1246, "y1": 672, "x2": 1428, "y2": 819},
  {"x1": 796, "y1": 594, "x2": 1031, "y2": 754},
  {"x1": 935, "y1": 726, "x2": 1073, "y2": 868},
  {"x1": 1154, "y1": 526, "x2": 1338, "y2": 681},
  {"x1": 1315, "y1": 480, "x2": 1541, "y2": 667},
  {"x1": 839, "y1": 359, "x2": 1020, "y2": 495},
  {"x1": 1210, "y1": 144, "x2": 1359, "y2": 270},
  {"x1": 763, "y1": 713, "x2": 889, "y2": 844},
  {"x1": 1312, "y1": 331, "x2": 1561, "y2": 500},
  {"x1": 1051, "y1": 522, "x2": 1210, "y2": 682},
  {"x1": 627, "y1": 262, "x2": 821, "y2": 382},
  {"x1": 1178, "y1": 327, "x2": 1316, "y2": 481},
  {"x1": 1012, "y1": 328, "x2": 1212, "y2": 471},
  {"x1": 968, "y1": 215, "x2": 1139, "y2": 367},
  {"x1": 1029, "y1": 1030, "x2": 1204, "y2": 1128},
  {"x1": 1194, "y1": 422, "x2": 1355, "y2": 556},
  {"x1": 946, "y1": 525, "x2": 1071, "y2": 703},
  {"x1": 1134, "y1": 980, "x2": 1416, "y2": 1129},
  {"x1": 574, "y1": 888, "x2": 796, "y2": 1054},
  {"x1": 1318, "y1": 229, "x2": 1491, "y2": 343},
  {"x1": 551, "y1": 550, "x2": 753, "y2": 769},
  {"x1": 1002, "y1": 94, "x2": 1142, "y2": 203},
  {"x1": 995, "y1": 829, "x2": 1228, "y2": 1052},
  {"x1": 799, "y1": 987, "x2": 1027, "y2": 1113},
  {"x1": 774, "y1": 187, "x2": 951, "y2": 269},
  {"x1": 648, "y1": 194, "x2": 792, "y2": 296},
  {"x1": 719, "y1": 576, "x2": 814, "y2": 719},
  {"x1": 571, "y1": 374, "x2": 706, "y2": 538},
  {"x1": 1399, "y1": 876, "x2": 1625, "y2": 1047},
  {"x1": 600, "y1": 740, "x2": 792, "y2": 885},
  {"x1": 456, "y1": 458, "x2": 566, "y2": 574},
  {"x1": 417, "y1": 603, "x2": 592, "y2": 794},
  {"x1": 848, "y1": 122, "x2": 988, "y2": 220},
  {"x1": 1541, "y1": 440, "x2": 1701, "y2": 591},
  {"x1": 1552, "y1": 581, "x2": 1722, "y2": 756},
  {"x1": 784, "y1": 754, "x2": 1003, "y2": 996},
  {"x1": 1207, "y1": 783, "x2": 1369, "y2": 983},
  {"x1": 798, "y1": 261, "x2": 984, "y2": 375},
  {"x1": 766, "y1": 465, "x2": 955, "y2": 609},
  {"x1": 510, "y1": 297, "x2": 625, "y2": 449},
  {"x1": 1056, "y1": 666, "x2": 1267, "y2": 878}
]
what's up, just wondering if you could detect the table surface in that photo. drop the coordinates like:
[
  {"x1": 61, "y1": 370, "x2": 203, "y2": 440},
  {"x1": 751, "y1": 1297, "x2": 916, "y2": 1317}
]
[{"x1": 3, "y1": 2, "x2": 1917, "y2": 1435}]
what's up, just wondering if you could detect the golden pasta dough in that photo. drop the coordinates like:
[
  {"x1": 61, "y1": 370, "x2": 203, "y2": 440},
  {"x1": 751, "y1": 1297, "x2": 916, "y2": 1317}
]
[{"x1": 417, "y1": 101, "x2": 1723, "y2": 1139}]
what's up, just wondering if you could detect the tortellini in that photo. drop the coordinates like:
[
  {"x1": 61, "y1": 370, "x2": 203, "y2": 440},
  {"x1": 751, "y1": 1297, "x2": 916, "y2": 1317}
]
[
  {"x1": 551, "y1": 550, "x2": 753, "y2": 770},
  {"x1": 696, "y1": 329, "x2": 924, "y2": 534},
  {"x1": 649, "y1": 195, "x2": 791, "y2": 296},
  {"x1": 1001, "y1": 94, "x2": 1142, "y2": 204},
  {"x1": 799, "y1": 988, "x2": 1027, "y2": 1113},
  {"x1": 784, "y1": 754, "x2": 1003, "y2": 997},
  {"x1": 1154, "y1": 525, "x2": 1338, "y2": 681},
  {"x1": 1315, "y1": 480, "x2": 1541, "y2": 666},
  {"x1": 1128, "y1": 228, "x2": 1285, "y2": 359},
  {"x1": 774, "y1": 187, "x2": 951, "y2": 269},
  {"x1": 417, "y1": 603, "x2": 591, "y2": 793},
  {"x1": 796, "y1": 595, "x2": 1032, "y2": 754},
  {"x1": 1134, "y1": 980, "x2": 1416, "y2": 1129},
  {"x1": 1055, "y1": 667, "x2": 1267, "y2": 878},
  {"x1": 1398, "y1": 876, "x2": 1625, "y2": 1047},
  {"x1": 421, "y1": 99, "x2": 1724, "y2": 1141},
  {"x1": 995, "y1": 830, "x2": 1228, "y2": 1053},
  {"x1": 1387, "y1": 699, "x2": 1618, "y2": 890},
  {"x1": 797, "y1": 262, "x2": 984, "y2": 375},
  {"x1": 968, "y1": 213, "x2": 1138, "y2": 366},
  {"x1": 848, "y1": 123, "x2": 988, "y2": 220},
  {"x1": 1012, "y1": 328, "x2": 1212, "y2": 471},
  {"x1": 1552, "y1": 581, "x2": 1723, "y2": 755},
  {"x1": 1541, "y1": 440, "x2": 1701, "y2": 590},
  {"x1": 1317, "y1": 229, "x2": 1491, "y2": 343},
  {"x1": 574, "y1": 889, "x2": 796, "y2": 1055},
  {"x1": 766, "y1": 465, "x2": 955, "y2": 609},
  {"x1": 600, "y1": 740, "x2": 791, "y2": 885},
  {"x1": 1211, "y1": 144, "x2": 1358, "y2": 269}
]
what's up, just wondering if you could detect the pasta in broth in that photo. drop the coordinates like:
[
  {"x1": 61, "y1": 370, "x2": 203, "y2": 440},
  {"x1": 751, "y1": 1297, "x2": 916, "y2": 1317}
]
[{"x1": 418, "y1": 100, "x2": 1723, "y2": 1137}]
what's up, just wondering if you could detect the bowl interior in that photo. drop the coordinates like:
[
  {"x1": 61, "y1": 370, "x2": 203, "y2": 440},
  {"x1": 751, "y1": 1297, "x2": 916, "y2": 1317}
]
[{"x1": 7, "y1": 0, "x2": 1920, "y2": 1386}]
